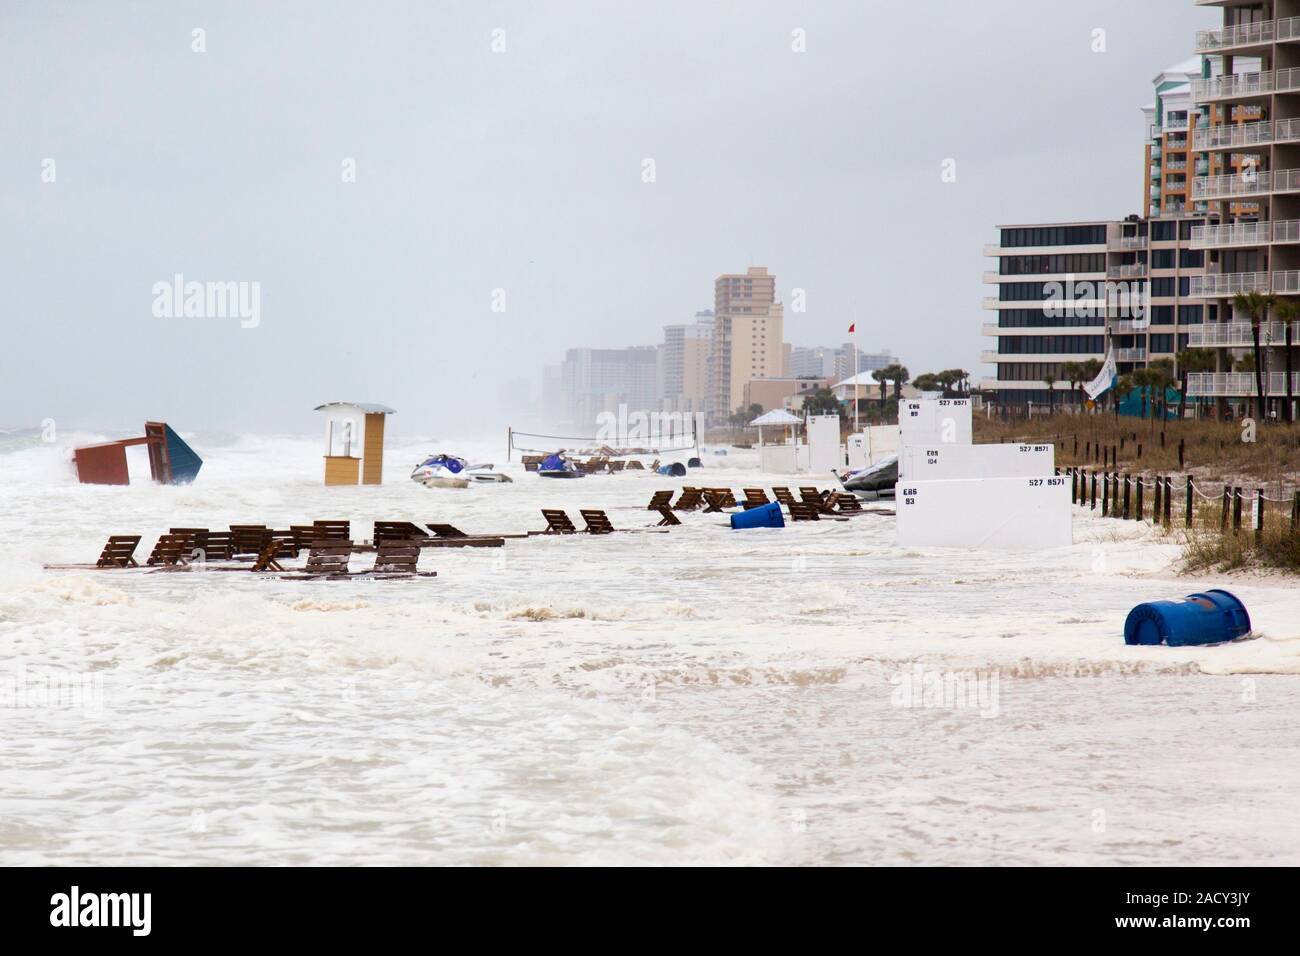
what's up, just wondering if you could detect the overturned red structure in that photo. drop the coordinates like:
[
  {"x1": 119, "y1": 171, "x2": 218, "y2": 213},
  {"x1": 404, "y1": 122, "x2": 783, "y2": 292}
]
[{"x1": 73, "y1": 422, "x2": 203, "y2": 486}]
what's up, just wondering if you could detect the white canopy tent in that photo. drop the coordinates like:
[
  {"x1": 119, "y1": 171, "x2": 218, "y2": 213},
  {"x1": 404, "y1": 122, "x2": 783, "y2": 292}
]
[{"x1": 747, "y1": 408, "x2": 804, "y2": 447}]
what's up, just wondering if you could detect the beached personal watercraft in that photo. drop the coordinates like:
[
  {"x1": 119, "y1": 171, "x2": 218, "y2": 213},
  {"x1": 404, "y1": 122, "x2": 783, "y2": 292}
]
[
  {"x1": 410, "y1": 454, "x2": 513, "y2": 488},
  {"x1": 537, "y1": 452, "x2": 584, "y2": 478},
  {"x1": 834, "y1": 456, "x2": 897, "y2": 499}
]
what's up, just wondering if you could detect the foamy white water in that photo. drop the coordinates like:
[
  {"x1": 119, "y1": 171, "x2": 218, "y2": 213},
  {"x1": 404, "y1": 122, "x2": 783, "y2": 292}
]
[{"x1": 2, "y1": 429, "x2": 1299, "y2": 865}]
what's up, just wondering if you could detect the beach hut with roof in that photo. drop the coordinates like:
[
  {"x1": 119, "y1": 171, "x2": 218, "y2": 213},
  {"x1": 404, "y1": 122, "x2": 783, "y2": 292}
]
[{"x1": 315, "y1": 402, "x2": 395, "y2": 485}]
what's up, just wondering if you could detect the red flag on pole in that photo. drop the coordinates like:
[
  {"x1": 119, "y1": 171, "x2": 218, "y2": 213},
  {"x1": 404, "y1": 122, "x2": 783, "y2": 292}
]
[{"x1": 847, "y1": 323, "x2": 855, "y2": 333}]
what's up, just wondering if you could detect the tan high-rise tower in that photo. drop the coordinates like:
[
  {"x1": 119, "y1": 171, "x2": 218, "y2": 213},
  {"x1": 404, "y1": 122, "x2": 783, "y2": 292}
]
[{"x1": 711, "y1": 266, "x2": 784, "y2": 419}]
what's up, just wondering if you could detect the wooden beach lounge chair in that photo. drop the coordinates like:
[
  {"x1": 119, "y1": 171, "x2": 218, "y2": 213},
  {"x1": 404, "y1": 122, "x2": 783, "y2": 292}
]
[
  {"x1": 421, "y1": 523, "x2": 512, "y2": 547},
  {"x1": 313, "y1": 520, "x2": 350, "y2": 541},
  {"x1": 146, "y1": 534, "x2": 191, "y2": 566},
  {"x1": 300, "y1": 540, "x2": 354, "y2": 576},
  {"x1": 580, "y1": 509, "x2": 616, "y2": 534},
  {"x1": 743, "y1": 488, "x2": 770, "y2": 508},
  {"x1": 427, "y1": 523, "x2": 469, "y2": 538},
  {"x1": 625, "y1": 459, "x2": 645, "y2": 470},
  {"x1": 707, "y1": 488, "x2": 737, "y2": 508},
  {"x1": 250, "y1": 539, "x2": 287, "y2": 573},
  {"x1": 655, "y1": 507, "x2": 681, "y2": 527},
  {"x1": 371, "y1": 540, "x2": 434, "y2": 576},
  {"x1": 672, "y1": 487, "x2": 704, "y2": 511},
  {"x1": 230, "y1": 525, "x2": 270, "y2": 557},
  {"x1": 608, "y1": 459, "x2": 626, "y2": 473},
  {"x1": 772, "y1": 487, "x2": 797, "y2": 509},
  {"x1": 96, "y1": 535, "x2": 142, "y2": 568},
  {"x1": 647, "y1": 490, "x2": 674, "y2": 511},
  {"x1": 702, "y1": 489, "x2": 731, "y2": 514},
  {"x1": 522, "y1": 455, "x2": 543, "y2": 472},
  {"x1": 172, "y1": 528, "x2": 239, "y2": 561},
  {"x1": 539, "y1": 509, "x2": 578, "y2": 534},
  {"x1": 787, "y1": 502, "x2": 821, "y2": 523},
  {"x1": 373, "y1": 521, "x2": 430, "y2": 546},
  {"x1": 832, "y1": 493, "x2": 864, "y2": 515}
]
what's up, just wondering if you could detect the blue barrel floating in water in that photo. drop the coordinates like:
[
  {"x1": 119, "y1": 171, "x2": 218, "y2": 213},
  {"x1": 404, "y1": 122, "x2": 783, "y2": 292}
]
[
  {"x1": 687, "y1": 457, "x2": 702, "y2": 468},
  {"x1": 657, "y1": 462, "x2": 687, "y2": 476},
  {"x1": 730, "y1": 501, "x2": 784, "y2": 530},
  {"x1": 1124, "y1": 589, "x2": 1251, "y2": 647}
]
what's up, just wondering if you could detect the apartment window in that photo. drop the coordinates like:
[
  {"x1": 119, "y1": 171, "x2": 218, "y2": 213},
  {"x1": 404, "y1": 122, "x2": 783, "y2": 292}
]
[
  {"x1": 1151, "y1": 305, "x2": 1174, "y2": 324},
  {"x1": 999, "y1": 225, "x2": 1106, "y2": 248},
  {"x1": 1150, "y1": 278, "x2": 1175, "y2": 297},
  {"x1": 1179, "y1": 219, "x2": 1203, "y2": 241},
  {"x1": 1179, "y1": 249, "x2": 1204, "y2": 268},
  {"x1": 998, "y1": 309, "x2": 1104, "y2": 328},
  {"x1": 1151, "y1": 249, "x2": 1176, "y2": 269},
  {"x1": 1179, "y1": 277, "x2": 1191, "y2": 296},
  {"x1": 998, "y1": 335, "x2": 1104, "y2": 355},
  {"x1": 1150, "y1": 334, "x2": 1174, "y2": 354},
  {"x1": 1150, "y1": 221, "x2": 1176, "y2": 242},
  {"x1": 1178, "y1": 304, "x2": 1203, "y2": 324},
  {"x1": 1000, "y1": 253, "x2": 1106, "y2": 275}
]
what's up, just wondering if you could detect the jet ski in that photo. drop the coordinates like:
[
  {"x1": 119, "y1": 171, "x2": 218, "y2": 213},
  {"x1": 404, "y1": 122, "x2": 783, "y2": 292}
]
[
  {"x1": 410, "y1": 454, "x2": 513, "y2": 488},
  {"x1": 834, "y1": 456, "x2": 897, "y2": 499},
  {"x1": 537, "y1": 451, "x2": 584, "y2": 478}
]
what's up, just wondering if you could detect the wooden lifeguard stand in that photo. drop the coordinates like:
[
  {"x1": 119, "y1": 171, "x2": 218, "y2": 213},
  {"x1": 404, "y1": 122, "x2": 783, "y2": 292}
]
[{"x1": 314, "y1": 402, "x2": 395, "y2": 486}]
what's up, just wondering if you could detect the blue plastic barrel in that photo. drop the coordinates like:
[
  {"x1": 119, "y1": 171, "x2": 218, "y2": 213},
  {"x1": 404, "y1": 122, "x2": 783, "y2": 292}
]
[
  {"x1": 657, "y1": 462, "x2": 687, "y2": 476},
  {"x1": 687, "y1": 457, "x2": 702, "y2": 468},
  {"x1": 730, "y1": 501, "x2": 784, "y2": 530},
  {"x1": 1123, "y1": 589, "x2": 1251, "y2": 647}
]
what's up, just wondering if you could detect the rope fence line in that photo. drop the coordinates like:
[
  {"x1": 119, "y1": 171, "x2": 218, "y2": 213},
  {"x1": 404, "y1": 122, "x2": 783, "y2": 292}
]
[{"x1": 1054, "y1": 464, "x2": 1300, "y2": 537}]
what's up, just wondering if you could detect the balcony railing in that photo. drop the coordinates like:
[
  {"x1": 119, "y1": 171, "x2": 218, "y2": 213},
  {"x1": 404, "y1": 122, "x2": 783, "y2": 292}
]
[
  {"x1": 1192, "y1": 68, "x2": 1300, "y2": 101},
  {"x1": 1165, "y1": 159, "x2": 1188, "y2": 171},
  {"x1": 1280, "y1": 15, "x2": 1300, "y2": 42},
  {"x1": 1190, "y1": 221, "x2": 1269, "y2": 248},
  {"x1": 1196, "y1": 19, "x2": 1275, "y2": 52},
  {"x1": 1187, "y1": 321, "x2": 1300, "y2": 348},
  {"x1": 1115, "y1": 348, "x2": 1148, "y2": 362},
  {"x1": 1108, "y1": 235, "x2": 1146, "y2": 250},
  {"x1": 1110, "y1": 319, "x2": 1151, "y2": 333},
  {"x1": 1274, "y1": 270, "x2": 1300, "y2": 293},
  {"x1": 1192, "y1": 168, "x2": 1300, "y2": 199},
  {"x1": 1190, "y1": 272, "x2": 1271, "y2": 297},
  {"x1": 1276, "y1": 220, "x2": 1300, "y2": 243},
  {"x1": 1194, "y1": 120, "x2": 1272, "y2": 151},
  {"x1": 1187, "y1": 371, "x2": 1300, "y2": 397},
  {"x1": 1107, "y1": 264, "x2": 1147, "y2": 279}
]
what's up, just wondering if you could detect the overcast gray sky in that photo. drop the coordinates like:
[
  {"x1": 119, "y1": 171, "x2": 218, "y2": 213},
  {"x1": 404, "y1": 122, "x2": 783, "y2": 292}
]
[{"x1": 2, "y1": 0, "x2": 1218, "y2": 437}]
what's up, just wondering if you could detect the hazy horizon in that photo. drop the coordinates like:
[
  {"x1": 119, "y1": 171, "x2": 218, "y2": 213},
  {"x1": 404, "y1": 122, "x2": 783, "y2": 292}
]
[{"x1": 3, "y1": 0, "x2": 1216, "y2": 437}]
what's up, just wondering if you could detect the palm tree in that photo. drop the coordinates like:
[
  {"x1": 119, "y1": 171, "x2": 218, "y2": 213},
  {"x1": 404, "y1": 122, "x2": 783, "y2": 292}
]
[
  {"x1": 1043, "y1": 372, "x2": 1057, "y2": 415},
  {"x1": 1061, "y1": 361, "x2": 1083, "y2": 410},
  {"x1": 1232, "y1": 290, "x2": 1275, "y2": 422},
  {"x1": 1273, "y1": 299, "x2": 1300, "y2": 422},
  {"x1": 1174, "y1": 348, "x2": 1215, "y2": 422},
  {"x1": 1113, "y1": 373, "x2": 1134, "y2": 419},
  {"x1": 871, "y1": 368, "x2": 889, "y2": 410},
  {"x1": 885, "y1": 364, "x2": 910, "y2": 403},
  {"x1": 1079, "y1": 358, "x2": 1102, "y2": 411},
  {"x1": 1148, "y1": 358, "x2": 1175, "y2": 434}
]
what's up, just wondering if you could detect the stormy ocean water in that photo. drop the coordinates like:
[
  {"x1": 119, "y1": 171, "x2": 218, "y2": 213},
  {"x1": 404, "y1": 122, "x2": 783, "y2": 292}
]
[{"x1": 2, "y1": 430, "x2": 1299, "y2": 865}]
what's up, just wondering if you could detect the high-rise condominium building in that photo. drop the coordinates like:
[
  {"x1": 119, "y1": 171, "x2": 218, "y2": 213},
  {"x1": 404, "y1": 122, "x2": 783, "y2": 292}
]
[
  {"x1": 982, "y1": 216, "x2": 1209, "y2": 408},
  {"x1": 790, "y1": 345, "x2": 893, "y2": 380},
  {"x1": 1185, "y1": 3, "x2": 1300, "y2": 413},
  {"x1": 559, "y1": 346, "x2": 661, "y2": 430},
  {"x1": 661, "y1": 311, "x2": 714, "y2": 414},
  {"x1": 712, "y1": 266, "x2": 784, "y2": 419},
  {"x1": 1142, "y1": 55, "x2": 1261, "y2": 222}
]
